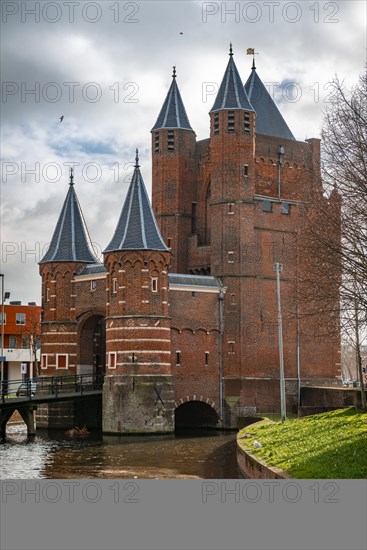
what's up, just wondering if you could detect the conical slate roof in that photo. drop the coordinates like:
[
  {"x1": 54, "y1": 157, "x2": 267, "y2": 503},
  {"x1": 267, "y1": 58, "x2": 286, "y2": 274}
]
[
  {"x1": 104, "y1": 151, "x2": 169, "y2": 253},
  {"x1": 152, "y1": 67, "x2": 193, "y2": 131},
  {"x1": 210, "y1": 46, "x2": 254, "y2": 113},
  {"x1": 39, "y1": 170, "x2": 98, "y2": 264},
  {"x1": 244, "y1": 63, "x2": 295, "y2": 140}
]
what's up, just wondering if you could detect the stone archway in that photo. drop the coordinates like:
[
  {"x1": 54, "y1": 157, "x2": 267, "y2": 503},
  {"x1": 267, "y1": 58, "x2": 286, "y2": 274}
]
[
  {"x1": 175, "y1": 401, "x2": 219, "y2": 429},
  {"x1": 78, "y1": 315, "x2": 106, "y2": 376}
]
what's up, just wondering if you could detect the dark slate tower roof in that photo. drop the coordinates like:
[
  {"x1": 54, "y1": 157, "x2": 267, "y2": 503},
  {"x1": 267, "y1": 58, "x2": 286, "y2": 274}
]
[
  {"x1": 210, "y1": 45, "x2": 254, "y2": 113},
  {"x1": 152, "y1": 67, "x2": 193, "y2": 131},
  {"x1": 104, "y1": 151, "x2": 169, "y2": 253},
  {"x1": 244, "y1": 61, "x2": 295, "y2": 140},
  {"x1": 39, "y1": 169, "x2": 98, "y2": 264}
]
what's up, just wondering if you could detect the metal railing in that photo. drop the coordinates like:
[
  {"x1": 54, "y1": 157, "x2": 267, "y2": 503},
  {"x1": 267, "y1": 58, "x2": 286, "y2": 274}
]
[{"x1": 1, "y1": 373, "x2": 104, "y2": 402}]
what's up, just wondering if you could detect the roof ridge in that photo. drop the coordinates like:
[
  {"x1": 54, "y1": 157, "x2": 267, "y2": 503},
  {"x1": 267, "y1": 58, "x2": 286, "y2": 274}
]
[{"x1": 244, "y1": 67, "x2": 295, "y2": 140}]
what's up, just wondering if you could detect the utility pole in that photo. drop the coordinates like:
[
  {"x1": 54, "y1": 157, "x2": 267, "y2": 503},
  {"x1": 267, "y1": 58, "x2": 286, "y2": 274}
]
[
  {"x1": 274, "y1": 263, "x2": 286, "y2": 422},
  {"x1": 0, "y1": 274, "x2": 10, "y2": 388}
]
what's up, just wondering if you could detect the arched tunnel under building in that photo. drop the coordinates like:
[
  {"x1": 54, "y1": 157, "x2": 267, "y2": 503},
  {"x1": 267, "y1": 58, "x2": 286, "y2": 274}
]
[{"x1": 175, "y1": 401, "x2": 219, "y2": 429}]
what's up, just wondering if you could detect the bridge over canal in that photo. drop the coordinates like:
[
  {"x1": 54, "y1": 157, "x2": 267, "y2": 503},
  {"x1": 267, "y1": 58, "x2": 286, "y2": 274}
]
[{"x1": 0, "y1": 374, "x2": 103, "y2": 437}]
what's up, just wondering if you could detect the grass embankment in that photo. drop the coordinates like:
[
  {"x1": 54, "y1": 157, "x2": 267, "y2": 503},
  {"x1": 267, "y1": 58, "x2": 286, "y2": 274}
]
[{"x1": 237, "y1": 408, "x2": 367, "y2": 478}]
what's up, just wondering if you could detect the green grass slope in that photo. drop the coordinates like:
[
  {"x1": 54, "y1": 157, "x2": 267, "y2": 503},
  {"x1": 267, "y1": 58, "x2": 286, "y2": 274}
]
[{"x1": 237, "y1": 408, "x2": 367, "y2": 478}]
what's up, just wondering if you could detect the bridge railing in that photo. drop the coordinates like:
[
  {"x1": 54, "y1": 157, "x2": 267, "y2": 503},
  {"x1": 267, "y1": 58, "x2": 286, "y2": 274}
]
[{"x1": 1, "y1": 373, "x2": 104, "y2": 402}]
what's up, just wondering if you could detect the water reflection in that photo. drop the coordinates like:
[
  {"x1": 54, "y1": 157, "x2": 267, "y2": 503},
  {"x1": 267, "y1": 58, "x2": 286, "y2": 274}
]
[{"x1": 1, "y1": 425, "x2": 240, "y2": 479}]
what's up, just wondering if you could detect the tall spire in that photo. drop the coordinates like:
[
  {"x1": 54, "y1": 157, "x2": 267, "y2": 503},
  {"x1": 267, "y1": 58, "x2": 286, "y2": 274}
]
[
  {"x1": 244, "y1": 65, "x2": 295, "y2": 140},
  {"x1": 151, "y1": 68, "x2": 193, "y2": 131},
  {"x1": 210, "y1": 45, "x2": 254, "y2": 113},
  {"x1": 40, "y1": 172, "x2": 98, "y2": 264},
  {"x1": 104, "y1": 155, "x2": 169, "y2": 253}
]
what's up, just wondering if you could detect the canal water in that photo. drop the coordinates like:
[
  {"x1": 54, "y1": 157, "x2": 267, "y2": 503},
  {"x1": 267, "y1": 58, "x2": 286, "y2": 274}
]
[{"x1": 0, "y1": 424, "x2": 240, "y2": 479}]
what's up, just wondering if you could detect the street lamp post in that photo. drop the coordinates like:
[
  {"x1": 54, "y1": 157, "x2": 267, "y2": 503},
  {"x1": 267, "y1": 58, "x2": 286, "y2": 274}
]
[
  {"x1": 0, "y1": 274, "x2": 10, "y2": 388},
  {"x1": 274, "y1": 262, "x2": 286, "y2": 422}
]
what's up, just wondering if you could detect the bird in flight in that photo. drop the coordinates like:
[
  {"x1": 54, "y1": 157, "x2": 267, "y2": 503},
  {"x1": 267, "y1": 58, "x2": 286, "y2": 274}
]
[{"x1": 60, "y1": 115, "x2": 64, "y2": 123}]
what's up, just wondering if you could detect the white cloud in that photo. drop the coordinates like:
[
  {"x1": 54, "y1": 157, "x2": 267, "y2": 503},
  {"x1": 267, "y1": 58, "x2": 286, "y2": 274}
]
[{"x1": 1, "y1": 0, "x2": 366, "y2": 303}]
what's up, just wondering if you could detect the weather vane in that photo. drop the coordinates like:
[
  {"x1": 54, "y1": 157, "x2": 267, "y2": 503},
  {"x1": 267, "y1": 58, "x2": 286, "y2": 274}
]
[{"x1": 246, "y1": 48, "x2": 259, "y2": 69}]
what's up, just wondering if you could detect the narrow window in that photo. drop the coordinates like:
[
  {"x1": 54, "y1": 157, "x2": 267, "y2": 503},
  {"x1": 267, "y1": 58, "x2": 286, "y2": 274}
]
[
  {"x1": 281, "y1": 202, "x2": 291, "y2": 215},
  {"x1": 244, "y1": 164, "x2": 249, "y2": 177},
  {"x1": 46, "y1": 287, "x2": 50, "y2": 302},
  {"x1": 167, "y1": 130, "x2": 175, "y2": 151},
  {"x1": 131, "y1": 353, "x2": 136, "y2": 363},
  {"x1": 228, "y1": 251, "x2": 234, "y2": 263},
  {"x1": 205, "y1": 352, "x2": 209, "y2": 367},
  {"x1": 167, "y1": 237, "x2": 172, "y2": 248},
  {"x1": 192, "y1": 291, "x2": 196, "y2": 297},
  {"x1": 151, "y1": 277, "x2": 158, "y2": 292},
  {"x1": 191, "y1": 202, "x2": 197, "y2": 234},
  {"x1": 154, "y1": 131, "x2": 159, "y2": 153},
  {"x1": 21, "y1": 336, "x2": 29, "y2": 349},
  {"x1": 176, "y1": 351, "x2": 181, "y2": 366},
  {"x1": 41, "y1": 354, "x2": 48, "y2": 370},
  {"x1": 228, "y1": 341, "x2": 235, "y2": 354},
  {"x1": 214, "y1": 112, "x2": 219, "y2": 134},
  {"x1": 16, "y1": 313, "x2": 26, "y2": 325},
  {"x1": 56, "y1": 354, "x2": 68, "y2": 369},
  {"x1": 90, "y1": 280, "x2": 97, "y2": 292},
  {"x1": 108, "y1": 352, "x2": 116, "y2": 369},
  {"x1": 228, "y1": 110, "x2": 235, "y2": 132},
  {"x1": 228, "y1": 203, "x2": 234, "y2": 214},
  {"x1": 263, "y1": 200, "x2": 273, "y2": 213},
  {"x1": 112, "y1": 278, "x2": 118, "y2": 294},
  {"x1": 244, "y1": 111, "x2": 250, "y2": 133},
  {"x1": 0, "y1": 312, "x2": 6, "y2": 324},
  {"x1": 231, "y1": 293, "x2": 236, "y2": 305},
  {"x1": 9, "y1": 336, "x2": 17, "y2": 349}
]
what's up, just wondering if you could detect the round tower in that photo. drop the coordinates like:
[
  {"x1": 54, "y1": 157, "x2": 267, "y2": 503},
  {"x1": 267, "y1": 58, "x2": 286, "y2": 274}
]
[
  {"x1": 39, "y1": 168, "x2": 99, "y2": 375},
  {"x1": 38, "y1": 168, "x2": 99, "y2": 428},
  {"x1": 151, "y1": 67, "x2": 197, "y2": 273},
  {"x1": 103, "y1": 151, "x2": 174, "y2": 434}
]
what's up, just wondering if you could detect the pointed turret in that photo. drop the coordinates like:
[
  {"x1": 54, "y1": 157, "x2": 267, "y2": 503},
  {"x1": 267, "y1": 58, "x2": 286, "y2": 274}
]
[
  {"x1": 39, "y1": 168, "x2": 98, "y2": 375},
  {"x1": 151, "y1": 68, "x2": 197, "y2": 273},
  {"x1": 152, "y1": 67, "x2": 193, "y2": 131},
  {"x1": 244, "y1": 62, "x2": 295, "y2": 140},
  {"x1": 104, "y1": 150, "x2": 168, "y2": 253},
  {"x1": 103, "y1": 151, "x2": 174, "y2": 434},
  {"x1": 210, "y1": 44, "x2": 254, "y2": 113},
  {"x1": 40, "y1": 168, "x2": 98, "y2": 264}
]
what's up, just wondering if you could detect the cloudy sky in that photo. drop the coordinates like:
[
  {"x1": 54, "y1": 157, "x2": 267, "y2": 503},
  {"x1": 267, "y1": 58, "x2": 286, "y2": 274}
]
[{"x1": 1, "y1": 0, "x2": 366, "y2": 304}]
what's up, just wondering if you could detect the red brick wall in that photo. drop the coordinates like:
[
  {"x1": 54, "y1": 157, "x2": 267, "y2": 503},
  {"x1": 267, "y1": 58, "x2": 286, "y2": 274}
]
[
  {"x1": 104, "y1": 250, "x2": 172, "y2": 376},
  {"x1": 152, "y1": 128, "x2": 197, "y2": 273}
]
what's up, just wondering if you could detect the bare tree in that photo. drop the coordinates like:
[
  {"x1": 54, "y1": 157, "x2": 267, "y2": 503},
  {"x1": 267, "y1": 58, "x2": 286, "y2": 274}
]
[{"x1": 297, "y1": 70, "x2": 367, "y2": 409}]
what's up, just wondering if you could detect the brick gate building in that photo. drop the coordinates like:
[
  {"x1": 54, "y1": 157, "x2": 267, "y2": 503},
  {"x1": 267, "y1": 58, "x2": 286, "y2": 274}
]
[{"x1": 38, "y1": 48, "x2": 340, "y2": 432}]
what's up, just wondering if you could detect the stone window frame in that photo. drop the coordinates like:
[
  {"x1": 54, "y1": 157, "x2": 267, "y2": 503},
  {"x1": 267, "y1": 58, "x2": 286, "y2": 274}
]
[
  {"x1": 151, "y1": 277, "x2": 158, "y2": 293},
  {"x1": 56, "y1": 353, "x2": 68, "y2": 370},
  {"x1": 112, "y1": 278, "x2": 118, "y2": 294},
  {"x1": 108, "y1": 351, "x2": 117, "y2": 370}
]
